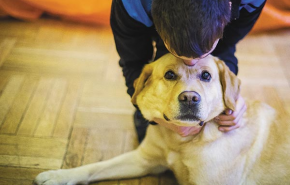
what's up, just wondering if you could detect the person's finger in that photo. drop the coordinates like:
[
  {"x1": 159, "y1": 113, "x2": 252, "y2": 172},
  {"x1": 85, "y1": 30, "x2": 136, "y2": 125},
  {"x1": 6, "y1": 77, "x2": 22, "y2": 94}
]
[
  {"x1": 218, "y1": 111, "x2": 242, "y2": 127},
  {"x1": 219, "y1": 123, "x2": 240, "y2": 132},
  {"x1": 217, "y1": 120, "x2": 236, "y2": 126},
  {"x1": 215, "y1": 113, "x2": 236, "y2": 122},
  {"x1": 218, "y1": 104, "x2": 247, "y2": 131},
  {"x1": 216, "y1": 103, "x2": 247, "y2": 125},
  {"x1": 215, "y1": 94, "x2": 246, "y2": 121}
]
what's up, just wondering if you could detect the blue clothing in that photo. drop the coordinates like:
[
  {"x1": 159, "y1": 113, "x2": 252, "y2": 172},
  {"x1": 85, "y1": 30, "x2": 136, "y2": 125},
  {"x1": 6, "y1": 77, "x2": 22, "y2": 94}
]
[
  {"x1": 240, "y1": 0, "x2": 265, "y2": 12},
  {"x1": 122, "y1": 0, "x2": 153, "y2": 27},
  {"x1": 122, "y1": 0, "x2": 265, "y2": 27}
]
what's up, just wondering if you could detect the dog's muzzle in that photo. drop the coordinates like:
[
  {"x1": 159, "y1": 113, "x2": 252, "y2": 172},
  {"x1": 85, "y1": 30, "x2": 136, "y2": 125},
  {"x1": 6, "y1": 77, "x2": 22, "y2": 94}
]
[{"x1": 177, "y1": 91, "x2": 202, "y2": 122}]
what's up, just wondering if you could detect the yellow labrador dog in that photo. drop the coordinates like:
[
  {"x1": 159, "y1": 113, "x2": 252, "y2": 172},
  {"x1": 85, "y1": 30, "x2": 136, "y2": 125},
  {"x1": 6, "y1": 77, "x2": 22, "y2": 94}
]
[{"x1": 35, "y1": 54, "x2": 290, "y2": 185}]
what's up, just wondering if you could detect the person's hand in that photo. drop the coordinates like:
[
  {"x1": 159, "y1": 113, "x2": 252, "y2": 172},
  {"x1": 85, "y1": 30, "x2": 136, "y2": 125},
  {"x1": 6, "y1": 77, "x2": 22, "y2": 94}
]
[
  {"x1": 153, "y1": 118, "x2": 202, "y2": 137},
  {"x1": 214, "y1": 94, "x2": 247, "y2": 132}
]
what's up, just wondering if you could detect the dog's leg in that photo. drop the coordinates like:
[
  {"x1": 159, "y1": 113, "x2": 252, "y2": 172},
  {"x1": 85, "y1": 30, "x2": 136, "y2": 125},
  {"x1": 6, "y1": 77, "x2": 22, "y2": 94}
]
[{"x1": 34, "y1": 150, "x2": 166, "y2": 185}]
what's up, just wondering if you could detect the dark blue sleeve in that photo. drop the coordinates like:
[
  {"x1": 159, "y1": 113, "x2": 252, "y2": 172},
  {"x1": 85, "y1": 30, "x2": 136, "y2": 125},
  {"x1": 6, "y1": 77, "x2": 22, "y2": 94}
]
[
  {"x1": 212, "y1": 1, "x2": 266, "y2": 75},
  {"x1": 110, "y1": 0, "x2": 156, "y2": 97}
]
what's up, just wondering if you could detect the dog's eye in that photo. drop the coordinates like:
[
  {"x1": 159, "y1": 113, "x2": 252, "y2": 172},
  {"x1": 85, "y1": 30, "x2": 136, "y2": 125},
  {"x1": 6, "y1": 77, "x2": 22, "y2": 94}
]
[
  {"x1": 164, "y1": 70, "x2": 177, "y2": 80},
  {"x1": 201, "y1": 71, "x2": 211, "y2": 82}
]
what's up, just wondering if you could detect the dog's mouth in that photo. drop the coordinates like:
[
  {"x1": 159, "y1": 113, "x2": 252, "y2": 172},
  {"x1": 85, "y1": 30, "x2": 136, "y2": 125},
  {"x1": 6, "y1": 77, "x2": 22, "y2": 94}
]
[{"x1": 163, "y1": 114, "x2": 205, "y2": 126}]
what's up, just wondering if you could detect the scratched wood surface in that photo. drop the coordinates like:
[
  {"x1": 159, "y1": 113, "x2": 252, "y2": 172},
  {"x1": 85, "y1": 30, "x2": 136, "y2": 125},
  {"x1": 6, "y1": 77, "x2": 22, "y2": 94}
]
[{"x1": 0, "y1": 17, "x2": 289, "y2": 185}]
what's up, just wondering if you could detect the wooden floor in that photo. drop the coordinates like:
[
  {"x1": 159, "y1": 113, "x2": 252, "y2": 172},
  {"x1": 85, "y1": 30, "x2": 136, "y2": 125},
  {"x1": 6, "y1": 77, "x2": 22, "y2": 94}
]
[{"x1": 0, "y1": 17, "x2": 289, "y2": 185}]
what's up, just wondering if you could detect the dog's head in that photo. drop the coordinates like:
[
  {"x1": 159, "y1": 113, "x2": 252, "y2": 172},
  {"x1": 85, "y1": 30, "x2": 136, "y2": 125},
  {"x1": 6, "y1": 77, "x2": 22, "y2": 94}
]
[{"x1": 132, "y1": 53, "x2": 240, "y2": 127}]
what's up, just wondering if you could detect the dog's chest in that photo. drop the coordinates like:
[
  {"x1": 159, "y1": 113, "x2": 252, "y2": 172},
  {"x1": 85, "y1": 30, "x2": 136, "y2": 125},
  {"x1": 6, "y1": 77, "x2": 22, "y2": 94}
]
[{"x1": 165, "y1": 140, "x2": 247, "y2": 185}]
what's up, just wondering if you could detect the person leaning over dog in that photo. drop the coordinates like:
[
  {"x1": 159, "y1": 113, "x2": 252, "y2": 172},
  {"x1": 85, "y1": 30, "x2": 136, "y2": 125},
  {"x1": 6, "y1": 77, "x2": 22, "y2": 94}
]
[{"x1": 110, "y1": 0, "x2": 266, "y2": 143}]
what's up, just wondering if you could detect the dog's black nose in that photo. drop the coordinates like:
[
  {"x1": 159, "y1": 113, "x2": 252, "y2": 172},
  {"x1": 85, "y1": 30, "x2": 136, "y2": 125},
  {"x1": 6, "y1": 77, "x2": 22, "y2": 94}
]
[{"x1": 178, "y1": 91, "x2": 201, "y2": 105}]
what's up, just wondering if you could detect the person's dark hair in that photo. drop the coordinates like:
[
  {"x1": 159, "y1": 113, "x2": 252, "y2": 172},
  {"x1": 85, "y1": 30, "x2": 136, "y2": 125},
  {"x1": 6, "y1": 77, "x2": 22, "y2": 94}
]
[{"x1": 152, "y1": 0, "x2": 231, "y2": 58}]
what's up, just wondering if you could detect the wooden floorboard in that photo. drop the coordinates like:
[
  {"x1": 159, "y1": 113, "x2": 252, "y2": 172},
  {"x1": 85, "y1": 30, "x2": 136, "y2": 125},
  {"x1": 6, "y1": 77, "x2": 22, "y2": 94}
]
[{"x1": 0, "y1": 17, "x2": 289, "y2": 185}]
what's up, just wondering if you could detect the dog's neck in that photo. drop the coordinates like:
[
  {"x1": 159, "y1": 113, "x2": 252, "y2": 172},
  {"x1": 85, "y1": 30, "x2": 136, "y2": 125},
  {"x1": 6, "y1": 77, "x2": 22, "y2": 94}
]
[
  {"x1": 199, "y1": 120, "x2": 223, "y2": 142},
  {"x1": 190, "y1": 120, "x2": 223, "y2": 143}
]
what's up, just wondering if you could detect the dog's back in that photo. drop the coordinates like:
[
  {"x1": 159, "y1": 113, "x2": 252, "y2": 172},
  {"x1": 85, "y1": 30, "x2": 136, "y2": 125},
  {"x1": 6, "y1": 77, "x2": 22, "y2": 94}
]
[{"x1": 246, "y1": 101, "x2": 290, "y2": 184}]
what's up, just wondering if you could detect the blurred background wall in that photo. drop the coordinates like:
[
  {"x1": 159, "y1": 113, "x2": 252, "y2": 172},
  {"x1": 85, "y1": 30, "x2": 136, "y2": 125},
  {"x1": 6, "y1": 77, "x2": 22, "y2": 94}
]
[{"x1": 0, "y1": 0, "x2": 290, "y2": 33}]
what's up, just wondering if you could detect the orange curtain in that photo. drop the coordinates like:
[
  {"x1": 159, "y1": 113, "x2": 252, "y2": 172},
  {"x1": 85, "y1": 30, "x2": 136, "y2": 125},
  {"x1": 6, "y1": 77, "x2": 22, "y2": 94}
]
[
  {"x1": 0, "y1": 0, "x2": 112, "y2": 26},
  {"x1": 251, "y1": 0, "x2": 290, "y2": 33},
  {"x1": 0, "y1": 0, "x2": 289, "y2": 32}
]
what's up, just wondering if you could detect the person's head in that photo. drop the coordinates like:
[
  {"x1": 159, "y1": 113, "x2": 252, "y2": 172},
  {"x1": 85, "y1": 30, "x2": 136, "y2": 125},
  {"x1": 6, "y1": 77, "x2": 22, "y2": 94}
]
[{"x1": 152, "y1": 0, "x2": 231, "y2": 65}]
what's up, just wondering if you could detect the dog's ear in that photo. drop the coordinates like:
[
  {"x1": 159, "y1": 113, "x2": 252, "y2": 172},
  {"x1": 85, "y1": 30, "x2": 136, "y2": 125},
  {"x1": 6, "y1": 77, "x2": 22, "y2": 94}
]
[
  {"x1": 216, "y1": 59, "x2": 241, "y2": 111},
  {"x1": 131, "y1": 63, "x2": 153, "y2": 105}
]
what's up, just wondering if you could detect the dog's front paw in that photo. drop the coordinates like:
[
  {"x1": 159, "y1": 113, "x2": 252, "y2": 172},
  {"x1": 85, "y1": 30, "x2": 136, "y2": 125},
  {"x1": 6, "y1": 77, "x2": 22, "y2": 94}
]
[{"x1": 34, "y1": 169, "x2": 88, "y2": 185}]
